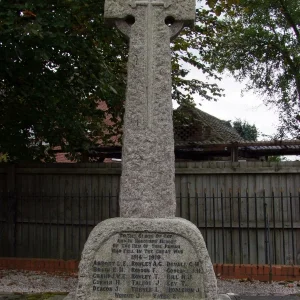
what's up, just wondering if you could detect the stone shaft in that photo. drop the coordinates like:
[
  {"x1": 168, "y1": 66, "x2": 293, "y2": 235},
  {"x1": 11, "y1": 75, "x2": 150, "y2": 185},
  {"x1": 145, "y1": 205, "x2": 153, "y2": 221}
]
[{"x1": 104, "y1": 1, "x2": 195, "y2": 218}]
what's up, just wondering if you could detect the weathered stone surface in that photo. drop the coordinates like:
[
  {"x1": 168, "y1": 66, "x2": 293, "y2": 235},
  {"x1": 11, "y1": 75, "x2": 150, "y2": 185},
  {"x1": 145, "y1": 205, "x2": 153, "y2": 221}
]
[
  {"x1": 75, "y1": 218, "x2": 218, "y2": 300},
  {"x1": 74, "y1": 0, "x2": 218, "y2": 299},
  {"x1": 104, "y1": 0, "x2": 195, "y2": 28},
  {"x1": 104, "y1": 0, "x2": 195, "y2": 218}
]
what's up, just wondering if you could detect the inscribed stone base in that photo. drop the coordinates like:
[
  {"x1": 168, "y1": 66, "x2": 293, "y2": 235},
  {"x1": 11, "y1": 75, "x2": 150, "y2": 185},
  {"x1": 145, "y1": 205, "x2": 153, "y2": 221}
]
[{"x1": 75, "y1": 218, "x2": 218, "y2": 300}]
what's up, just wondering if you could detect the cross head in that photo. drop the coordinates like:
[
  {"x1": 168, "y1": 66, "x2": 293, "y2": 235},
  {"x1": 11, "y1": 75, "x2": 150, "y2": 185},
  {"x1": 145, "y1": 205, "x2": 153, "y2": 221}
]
[
  {"x1": 129, "y1": 0, "x2": 171, "y2": 9},
  {"x1": 104, "y1": 0, "x2": 195, "y2": 29}
]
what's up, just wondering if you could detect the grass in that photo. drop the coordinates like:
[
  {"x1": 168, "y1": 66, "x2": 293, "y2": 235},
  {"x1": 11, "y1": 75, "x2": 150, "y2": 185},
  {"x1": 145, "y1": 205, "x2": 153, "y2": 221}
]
[{"x1": 22, "y1": 292, "x2": 68, "y2": 300}]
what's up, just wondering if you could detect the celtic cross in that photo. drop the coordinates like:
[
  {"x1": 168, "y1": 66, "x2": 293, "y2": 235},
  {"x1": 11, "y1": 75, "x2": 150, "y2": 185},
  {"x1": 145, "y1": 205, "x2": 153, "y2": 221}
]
[{"x1": 104, "y1": 0, "x2": 195, "y2": 218}]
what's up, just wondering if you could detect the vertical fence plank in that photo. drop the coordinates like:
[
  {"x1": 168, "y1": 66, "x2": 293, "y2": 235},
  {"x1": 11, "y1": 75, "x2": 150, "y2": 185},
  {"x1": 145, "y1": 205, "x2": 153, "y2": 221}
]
[
  {"x1": 281, "y1": 190, "x2": 286, "y2": 264},
  {"x1": 290, "y1": 192, "x2": 295, "y2": 264},
  {"x1": 246, "y1": 189, "x2": 250, "y2": 264},
  {"x1": 221, "y1": 189, "x2": 225, "y2": 263},
  {"x1": 229, "y1": 190, "x2": 234, "y2": 264},
  {"x1": 1, "y1": 162, "x2": 300, "y2": 263},
  {"x1": 6, "y1": 165, "x2": 16, "y2": 256}
]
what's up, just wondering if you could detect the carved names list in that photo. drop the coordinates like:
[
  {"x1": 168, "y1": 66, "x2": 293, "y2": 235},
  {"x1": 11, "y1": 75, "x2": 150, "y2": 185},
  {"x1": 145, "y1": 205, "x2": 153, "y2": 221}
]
[{"x1": 92, "y1": 232, "x2": 204, "y2": 299}]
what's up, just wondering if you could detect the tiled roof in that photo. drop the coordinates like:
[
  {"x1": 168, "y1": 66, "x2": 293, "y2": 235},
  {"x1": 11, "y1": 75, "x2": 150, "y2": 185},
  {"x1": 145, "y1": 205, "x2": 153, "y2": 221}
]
[
  {"x1": 55, "y1": 152, "x2": 74, "y2": 163},
  {"x1": 96, "y1": 101, "x2": 122, "y2": 146},
  {"x1": 174, "y1": 105, "x2": 245, "y2": 145},
  {"x1": 53, "y1": 104, "x2": 249, "y2": 162}
]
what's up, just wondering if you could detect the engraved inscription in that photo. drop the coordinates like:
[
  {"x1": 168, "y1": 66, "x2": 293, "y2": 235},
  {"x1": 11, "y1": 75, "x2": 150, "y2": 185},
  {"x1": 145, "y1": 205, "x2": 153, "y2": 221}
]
[{"x1": 91, "y1": 232, "x2": 204, "y2": 299}]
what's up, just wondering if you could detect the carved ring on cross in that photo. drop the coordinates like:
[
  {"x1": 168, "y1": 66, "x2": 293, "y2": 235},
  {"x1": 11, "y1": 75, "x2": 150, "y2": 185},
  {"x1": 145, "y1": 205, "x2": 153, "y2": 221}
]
[
  {"x1": 115, "y1": 20, "x2": 184, "y2": 41},
  {"x1": 104, "y1": 0, "x2": 195, "y2": 39},
  {"x1": 115, "y1": 0, "x2": 184, "y2": 41}
]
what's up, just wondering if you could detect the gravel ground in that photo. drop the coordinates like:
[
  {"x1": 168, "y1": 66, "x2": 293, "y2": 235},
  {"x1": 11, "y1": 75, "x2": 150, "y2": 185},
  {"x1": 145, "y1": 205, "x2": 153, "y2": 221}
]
[
  {"x1": 0, "y1": 270, "x2": 77, "y2": 294},
  {"x1": 0, "y1": 269, "x2": 300, "y2": 296},
  {"x1": 217, "y1": 278, "x2": 300, "y2": 296}
]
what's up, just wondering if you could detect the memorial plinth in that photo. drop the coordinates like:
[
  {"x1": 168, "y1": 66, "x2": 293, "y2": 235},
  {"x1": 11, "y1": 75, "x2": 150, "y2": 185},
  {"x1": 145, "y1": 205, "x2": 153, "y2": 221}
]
[{"x1": 76, "y1": 218, "x2": 217, "y2": 300}]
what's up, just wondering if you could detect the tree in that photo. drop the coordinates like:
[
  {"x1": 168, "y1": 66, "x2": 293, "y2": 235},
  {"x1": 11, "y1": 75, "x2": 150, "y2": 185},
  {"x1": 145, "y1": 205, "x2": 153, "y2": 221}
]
[
  {"x1": 201, "y1": 0, "x2": 300, "y2": 139},
  {"x1": 0, "y1": 0, "x2": 225, "y2": 161},
  {"x1": 1, "y1": 0, "x2": 128, "y2": 161},
  {"x1": 232, "y1": 119, "x2": 259, "y2": 141}
]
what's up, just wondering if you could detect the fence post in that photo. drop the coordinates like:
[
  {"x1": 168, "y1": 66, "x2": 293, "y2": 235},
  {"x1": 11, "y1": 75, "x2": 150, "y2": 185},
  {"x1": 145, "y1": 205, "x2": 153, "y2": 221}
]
[
  {"x1": 5, "y1": 164, "x2": 17, "y2": 256},
  {"x1": 263, "y1": 192, "x2": 268, "y2": 264}
]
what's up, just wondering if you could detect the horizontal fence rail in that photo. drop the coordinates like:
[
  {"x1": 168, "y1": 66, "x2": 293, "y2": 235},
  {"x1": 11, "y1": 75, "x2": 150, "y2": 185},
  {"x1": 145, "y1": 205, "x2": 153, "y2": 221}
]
[{"x1": 1, "y1": 189, "x2": 300, "y2": 265}]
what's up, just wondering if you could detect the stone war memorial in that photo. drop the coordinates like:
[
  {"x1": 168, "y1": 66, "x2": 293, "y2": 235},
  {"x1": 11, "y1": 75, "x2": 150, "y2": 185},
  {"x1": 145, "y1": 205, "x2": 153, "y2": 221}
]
[{"x1": 74, "y1": 0, "x2": 219, "y2": 299}]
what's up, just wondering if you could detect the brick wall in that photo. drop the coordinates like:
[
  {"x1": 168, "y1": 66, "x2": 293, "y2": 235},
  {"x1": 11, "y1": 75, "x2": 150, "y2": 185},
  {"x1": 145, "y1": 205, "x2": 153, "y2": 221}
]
[{"x1": 1, "y1": 258, "x2": 300, "y2": 281}]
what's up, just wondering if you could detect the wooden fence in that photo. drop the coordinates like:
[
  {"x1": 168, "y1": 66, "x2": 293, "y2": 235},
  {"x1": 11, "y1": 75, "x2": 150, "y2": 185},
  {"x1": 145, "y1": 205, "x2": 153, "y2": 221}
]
[{"x1": 0, "y1": 161, "x2": 300, "y2": 265}]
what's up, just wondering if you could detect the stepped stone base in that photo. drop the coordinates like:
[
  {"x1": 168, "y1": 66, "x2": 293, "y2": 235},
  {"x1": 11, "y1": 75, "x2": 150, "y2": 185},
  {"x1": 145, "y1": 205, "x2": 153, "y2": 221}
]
[{"x1": 75, "y1": 218, "x2": 218, "y2": 300}]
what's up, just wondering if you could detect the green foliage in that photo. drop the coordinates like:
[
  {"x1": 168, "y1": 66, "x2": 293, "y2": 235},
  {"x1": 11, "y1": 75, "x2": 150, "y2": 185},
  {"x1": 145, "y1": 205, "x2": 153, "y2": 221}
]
[
  {"x1": 202, "y1": 0, "x2": 300, "y2": 139},
  {"x1": 171, "y1": 7, "x2": 225, "y2": 105},
  {"x1": 206, "y1": 0, "x2": 241, "y2": 16},
  {"x1": 232, "y1": 119, "x2": 259, "y2": 141},
  {"x1": 268, "y1": 155, "x2": 287, "y2": 162},
  {"x1": 0, "y1": 0, "x2": 127, "y2": 161},
  {"x1": 4, "y1": 0, "x2": 299, "y2": 162},
  {"x1": 0, "y1": 153, "x2": 8, "y2": 162},
  {"x1": 25, "y1": 293, "x2": 68, "y2": 300},
  {"x1": 0, "y1": 0, "x2": 224, "y2": 161}
]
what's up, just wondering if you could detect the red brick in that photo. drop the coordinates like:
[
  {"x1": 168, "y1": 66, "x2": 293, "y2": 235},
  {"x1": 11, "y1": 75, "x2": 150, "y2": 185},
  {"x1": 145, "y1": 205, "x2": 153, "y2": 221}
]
[
  {"x1": 8, "y1": 259, "x2": 16, "y2": 269},
  {"x1": 239, "y1": 264, "x2": 247, "y2": 276},
  {"x1": 228, "y1": 265, "x2": 235, "y2": 276},
  {"x1": 213, "y1": 264, "x2": 217, "y2": 273},
  {"x1": 58, "y1": 260, "x2": 66, "y2": 271},
  {"x1": 54, "y1": 260, "x2": 61, "y2": 271},
  {"x1": 67, "y1": 260, "x2": 77, "y2": 272},
  {"x1": 43, "y1": 260, "x2": 51, "y2": 272},
  {"x1": 263, "y1": 265, "x2": 270, "y2": 275},
  {"x1": 5, "y1": 259, "x2": 11, "y2": 268},
  {"x1": 272, "y1": 275, "x2": 282, "y2": 281},
  {"x1": 281, "y1": 266, "x2": 290, "y2": 276},
  {"x1": 245, "y1": 265, "x2": 253, "y2": 276},
  {"x1": 287, "y1": 266, "x2": 294, "y2": 276},
  {"x1": 272, "y1": 265, "x2": 281, "y2": 276},
  {"x1": 293, "y1": 266, "x2": 300, "y2": 278},
  {"x1": 222, "y1": 264, "x2": 230, "y2": 276},
  {"x1": 49, "y1": 260, "x2": 57, "y2": 273},
  {"x1": 219, "y1": 264, "x2": 224, "y2": 275},
  {"x1": 251, "y1": 265, "x2": 258, "y2": 276},
  {"x1": 0, "y1": 259, "x2": 5, "y2": 268},
  {"x1": 234, "y1": 265, "x2": 241, "y2": 276},
  {"x1": 24, "y1": 259, "x2": 32, "y2": 270},
  {"x1": 31, "y1": 259, "x2": 38, "y2": 271},
  {"x1": 0, "y1": 258, "x2": 79, "y2": 275},
  {"x1": 30, "y1": 260, "x2": 37, "y2": 270},
  {"x1": 292, "y1": 266, "x2": 297, "y2": 277},
  {"x1": 4, "y1": 259, "x2": 300, "y2": 281},
  {"x1": 257, "y1": 265, "x2": 264, "y2": 275}
]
